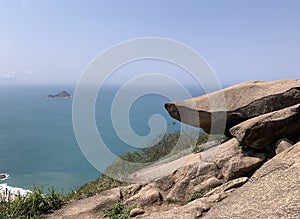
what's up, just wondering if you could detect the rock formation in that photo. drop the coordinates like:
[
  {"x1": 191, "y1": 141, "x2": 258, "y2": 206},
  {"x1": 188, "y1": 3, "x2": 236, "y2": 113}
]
[
  {"x1": 47, "y1": 79, "x2": 300, "y2": 219},
  {"x1": 230, "y1": 104, "x2": 300, "y2": 150},
  {"x1": 165, "y1": 79, "x2": 300, "y2": 134},
  {"x1": 203, "y1": 141, "x2": 300, "y2": 219},
  {"x1": 47, "y1": 138, "x2": 265, "y2": 219}
]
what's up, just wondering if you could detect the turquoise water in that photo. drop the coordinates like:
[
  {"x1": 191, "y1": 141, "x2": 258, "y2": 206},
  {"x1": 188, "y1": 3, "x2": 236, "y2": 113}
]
[{"x1": 0, "y1": 85, "x2": 202, "y2": 192}]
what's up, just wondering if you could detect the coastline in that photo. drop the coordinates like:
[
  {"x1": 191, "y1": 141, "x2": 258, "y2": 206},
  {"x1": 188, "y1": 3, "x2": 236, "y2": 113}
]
[
  {"x1": 0, "y1": 173, "x2": 32, "y2": 200},
  {"x1": 0, "y1": 183, "x2": 32, "y2": 201}
]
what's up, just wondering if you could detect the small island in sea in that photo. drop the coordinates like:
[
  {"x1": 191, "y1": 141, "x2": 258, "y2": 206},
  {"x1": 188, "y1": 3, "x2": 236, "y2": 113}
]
[
  {"x1": 0, "y1": 173, "x2": 10, "y2": 180},
  {"x1": 42, "y1": 90, "x2": 72, "y2": 99}
]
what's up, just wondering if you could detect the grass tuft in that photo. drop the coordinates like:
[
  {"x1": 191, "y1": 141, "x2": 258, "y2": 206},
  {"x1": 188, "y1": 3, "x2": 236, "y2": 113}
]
[
  {"x1": 165, "y1": 197, "x2": 180, "y2": 204},
  {"x1": 189, "y1": 190, "x2": 205, "y2": 201},
  {"x1": 0, "y1": 131, "x2": 209, "y2": 218},
  {"x1": 192, "y1": 145, "x2": 205, "y2": 153},
  {"x1": 68, "y1": 175, "x2": 127, "y2": 200},
  {"x1": 0, "y1": 187, "x2": 65, "y2": 219},
  {"x1": 103, "y1": 201, "x2": 134, "y2": 219},
  {"x1": 105, "y1": 131, "x2": 208, "y2": 180}
]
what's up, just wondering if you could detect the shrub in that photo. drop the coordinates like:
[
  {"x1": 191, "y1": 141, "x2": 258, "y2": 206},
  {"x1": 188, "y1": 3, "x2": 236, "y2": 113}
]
[
  {"x1": 103, "y1": 201, "x2": 133, "y2": 219},
  {"x1": 105, "y1": 131, "x2": 208, "y2": 180},
  {"x1": 0, "y1": 131, "x2": 209, "y2": 217},
  {"x1": 69, "y1": 175, "x2": 127, "y2": 199},
  {"x1": 192, "y1": 145, "x2": 204, "y2": 153},
  {"x1": 0, "y1": 187, "x2": 65, "y2": 218},
  {"x1": 189, "y1": 190, "x2": 205, "y2": 201},
  {"x1": 166, "y1": 198, "x2": 179, "y2": 204}
]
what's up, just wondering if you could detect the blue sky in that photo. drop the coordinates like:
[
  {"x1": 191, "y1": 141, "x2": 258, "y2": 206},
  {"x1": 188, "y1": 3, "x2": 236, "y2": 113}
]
[{"x1": 0, "y1": 0, "x2": 299, "y2": 86}]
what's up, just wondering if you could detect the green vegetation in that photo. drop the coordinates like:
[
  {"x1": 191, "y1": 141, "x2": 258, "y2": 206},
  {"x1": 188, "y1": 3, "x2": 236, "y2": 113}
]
[
  {"x1": 106, "y1": 131, "x2": 208, "y2": 180},
  {"x1": 0, "y1": 131, "x2": 208, "y2": 218},
  {"x1": 166, "y1": 197, "x2": 180, "y2": 204},
  {"x1": 73, "y1": 131, "x2": 208, "y2": 196},
  {"x1": 189, "y1": 190, "x2": 205, "y2": 201},
  {"x1": 0, "y1": 187, "x2": 65, "y2": 219},
  {"x1": 192, "y1": 145, "x2": 204, "y2": 153},
  {"x1": 103, "y1": 201, "x2": 134, "y2": 219},
  {"x1": 69, "y1": 174, "x2": 127, "y2": 200},
  {"x1": 238, "y1": 142, "x2": 248, "y2": 150},
  {"x1": 196, "y1": 132, "x2": 209, "y2": 145},
  {"x1": 0, "y1": 176, "x2": 125, "y2": 218}
]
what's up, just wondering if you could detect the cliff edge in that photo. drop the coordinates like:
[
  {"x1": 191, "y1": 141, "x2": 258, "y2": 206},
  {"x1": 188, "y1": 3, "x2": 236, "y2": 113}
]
[{"x1": 47, "y1": 79, "x2": 300, "y2": 219}]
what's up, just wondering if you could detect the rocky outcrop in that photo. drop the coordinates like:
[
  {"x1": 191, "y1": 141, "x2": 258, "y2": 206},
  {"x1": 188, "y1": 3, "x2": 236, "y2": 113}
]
[
  {"x1": 0, "y1": 173, "x2": 9, "y2": 180},
  {"x1": 230, "y1": 104, "x2": 300, "y2": 150},
  {"x1": 48, "y1": 79, "x2": 300, "y2": 219},
  {"x1": 165, "y1": 79, "x2": 300, "y2": 134},
  {"x1": 203, "y1": 141, "x2": 300, "y2": 219},
  {"x1": 132, "y1": 138, "x2": 265, "y2": 203},
  {"x1": 124, "y1": 184, "x2": 162, "y2": 207},
  {"x1": 139, "y1": 79, "x2": 300, "y2": 218},
  {"x1": 141, "y1": 177, "x2": 249, "y2": 219},
  {"x1": 141, "y1": 139, "x2": 300, "y2": 219},
  {"x1": 47, "y1": 138, "x2": 265, "y2": 218}
]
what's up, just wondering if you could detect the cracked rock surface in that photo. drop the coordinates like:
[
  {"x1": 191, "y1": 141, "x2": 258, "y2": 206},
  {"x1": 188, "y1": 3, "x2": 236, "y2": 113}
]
[
  {"x1": 203, "y1": 142, "x2": 300, "y2": 219},
  {"x1": 165, "y1": 79, "x2": 300, "y2": 133}
]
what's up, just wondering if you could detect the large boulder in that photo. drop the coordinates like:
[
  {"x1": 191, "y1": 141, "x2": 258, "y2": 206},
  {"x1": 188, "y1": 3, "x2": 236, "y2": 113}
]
[
  {"x1": 162, "y1": 138, "x2": 265, "y2": 201},
  {"x1": 230, "y1": 104, "x2": 300, "y2": 150},
  {"x1": 126, "y1": 138, "x2": 265, "y2": 203},
  {"x1": 165, "y1": 79, "x2": 300, "y2": 134},
  {"x1": 124, "y1": 184, "x2": 162, "y2": 207},
  {"x1": 203, "y1": 141, "x2": 300, "y2": 219}
]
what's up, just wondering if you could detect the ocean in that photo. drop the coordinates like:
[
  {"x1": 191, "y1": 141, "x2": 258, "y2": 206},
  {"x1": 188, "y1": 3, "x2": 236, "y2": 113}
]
[{"x1": 0, "y1": 84, "x2": 203, "y2": 193}]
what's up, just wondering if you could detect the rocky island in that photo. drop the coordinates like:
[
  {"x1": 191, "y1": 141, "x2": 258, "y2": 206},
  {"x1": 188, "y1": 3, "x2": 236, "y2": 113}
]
[
  {"x1": 0, "y1": 173, "x2": 9, "y2": 180},
  {"x1": 43, "y1": 90, "x2": 72, "y2": 99},
  {"x1": 47, "y1": 79, "x2": 300, "y2": 219}
]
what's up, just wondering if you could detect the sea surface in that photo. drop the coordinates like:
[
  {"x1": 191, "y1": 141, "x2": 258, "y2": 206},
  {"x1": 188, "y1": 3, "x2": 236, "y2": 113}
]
[{"x1": 0, "y1": 84, "x2": 203, "y2": 192}]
